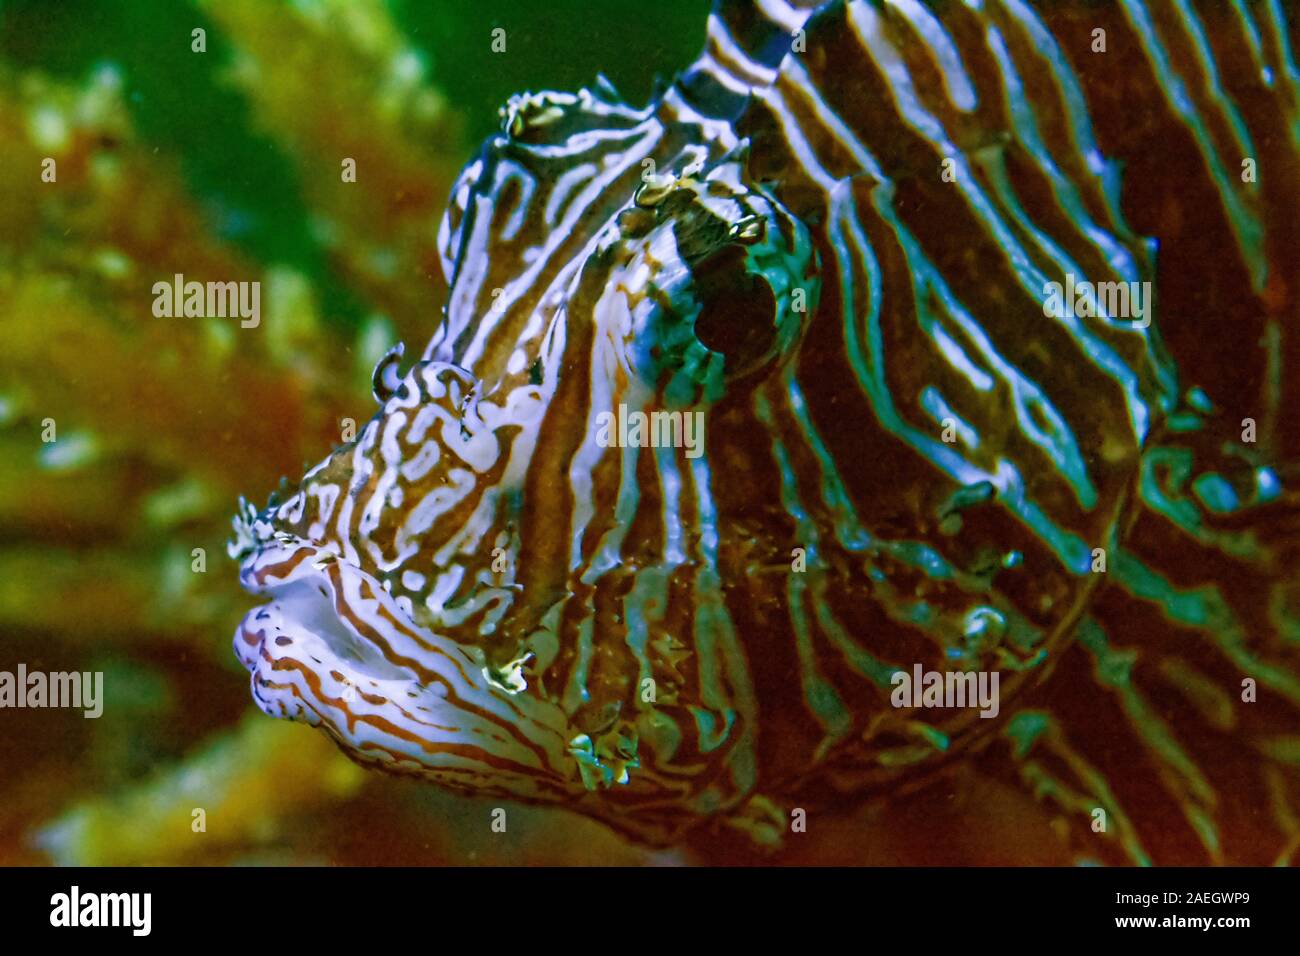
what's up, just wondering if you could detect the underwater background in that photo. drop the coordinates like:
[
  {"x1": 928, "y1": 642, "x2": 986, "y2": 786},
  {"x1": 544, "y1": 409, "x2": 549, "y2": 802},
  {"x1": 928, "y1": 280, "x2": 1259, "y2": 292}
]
[{"x1": 0, "y1": 0, "x2": 1154, "y2": 866}]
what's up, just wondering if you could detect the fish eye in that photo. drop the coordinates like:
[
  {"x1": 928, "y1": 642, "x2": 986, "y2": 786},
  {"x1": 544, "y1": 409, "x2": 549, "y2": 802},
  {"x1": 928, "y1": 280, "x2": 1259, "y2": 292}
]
[
  {"x1": 608, "y1": 162, "x2": 819, "y2": 400},
  {"x1": 690, "y1": 244, "x2": 780, "y2": 379}
]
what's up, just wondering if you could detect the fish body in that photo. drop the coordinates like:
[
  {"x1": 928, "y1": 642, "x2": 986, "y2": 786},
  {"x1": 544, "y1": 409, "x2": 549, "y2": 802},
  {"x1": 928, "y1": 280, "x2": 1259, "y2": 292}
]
[{"x1": 232, "y1": 0, "x2": 1300, "y2": 860}]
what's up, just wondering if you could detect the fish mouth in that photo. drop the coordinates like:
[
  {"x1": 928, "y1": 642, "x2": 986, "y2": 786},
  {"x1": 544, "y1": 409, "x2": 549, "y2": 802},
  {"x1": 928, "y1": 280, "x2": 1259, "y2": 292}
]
[
  {"x1": 231, "y1": 530, "x2": 584, "y2": 798},
  {"x1": 233, "y1": 535, "x2": 422, "y2": 725}
]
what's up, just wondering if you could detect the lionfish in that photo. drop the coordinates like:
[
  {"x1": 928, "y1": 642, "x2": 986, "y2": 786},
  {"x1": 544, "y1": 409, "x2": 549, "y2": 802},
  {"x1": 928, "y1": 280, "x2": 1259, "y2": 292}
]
[{"x1": 229, "y1": 0, "x2": 1300, "y2": 864}]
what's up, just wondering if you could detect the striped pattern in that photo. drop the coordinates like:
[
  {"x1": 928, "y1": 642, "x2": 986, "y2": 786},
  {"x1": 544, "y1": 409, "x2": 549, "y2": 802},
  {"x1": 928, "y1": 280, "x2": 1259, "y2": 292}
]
[{"x1": 232, "y1": 0, "x2": 1300, "y2": 858}]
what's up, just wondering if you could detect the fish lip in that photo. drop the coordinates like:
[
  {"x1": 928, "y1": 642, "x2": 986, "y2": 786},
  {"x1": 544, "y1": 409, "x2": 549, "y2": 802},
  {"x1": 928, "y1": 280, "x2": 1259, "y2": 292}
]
[
  {"x1": 232, "y1": 537, "x2": 585, "y2": 797},
  {"x1": 234, "y1": 533, "x2": 352, "y2": 601},
  {"x1": 233, "y1": 535, "x2": 425, "y2": 721}
]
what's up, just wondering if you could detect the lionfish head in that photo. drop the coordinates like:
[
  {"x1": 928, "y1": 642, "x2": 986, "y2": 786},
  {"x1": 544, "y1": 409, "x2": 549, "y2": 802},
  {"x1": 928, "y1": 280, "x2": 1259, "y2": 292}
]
[{"x1": 227, "y1": 80, "x2": 820, "y2": 839}]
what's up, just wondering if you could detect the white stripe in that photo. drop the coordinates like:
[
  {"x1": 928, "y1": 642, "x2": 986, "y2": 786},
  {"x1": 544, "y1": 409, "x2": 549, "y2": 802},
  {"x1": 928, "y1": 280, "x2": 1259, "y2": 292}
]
[
  {"x1": 756, "y1": 0, "x2": 807, "y2": 33},
  {"x1": 544, "y1": 162, "x2": 598, "y2": 227},
  {"x1": 695, "y1": 55, "x2": 756, "y2": 96},
  {"x1": 890, "y1": 0, "x2": 978, "y2": 111},
  {"x1": 707, "y1": 13, "x2": 779, "y2": 85}
]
